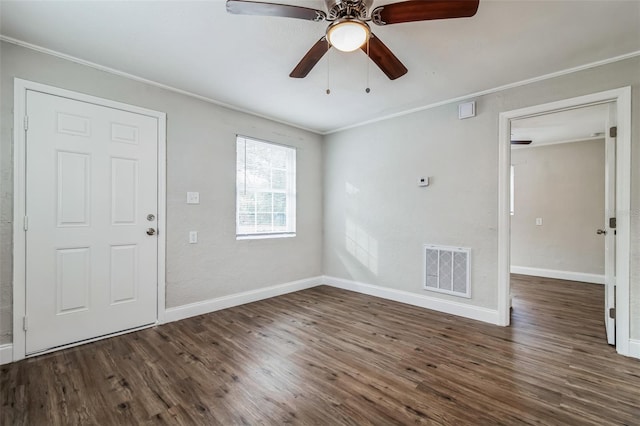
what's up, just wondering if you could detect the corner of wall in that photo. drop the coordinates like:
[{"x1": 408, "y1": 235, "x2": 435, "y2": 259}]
[
  {"x1": 0, "y1": 344, "x2": 13, "y2": 365},
  {"x1": 322, "y1": 275, "x2": 501, "y2": 325},
  {"x1": 163, "y1": 276, "x2": 324, "y2": 324}
]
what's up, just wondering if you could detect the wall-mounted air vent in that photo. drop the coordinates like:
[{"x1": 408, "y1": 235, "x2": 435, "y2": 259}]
[{"x1": 424, "y1": 244, "x2": 471, "y2": 298}]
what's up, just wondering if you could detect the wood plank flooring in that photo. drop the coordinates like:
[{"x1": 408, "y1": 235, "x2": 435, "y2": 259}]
[{"x1": 2, "y1": 275, "x2": 639, "y2": 425}]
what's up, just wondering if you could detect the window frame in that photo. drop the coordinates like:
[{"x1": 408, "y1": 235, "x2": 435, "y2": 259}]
[{"x1": 235, "y1": 135, "x2": 297, "y2": 240}]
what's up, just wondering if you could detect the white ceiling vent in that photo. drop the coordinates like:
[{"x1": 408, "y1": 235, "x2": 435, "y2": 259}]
[{"x1": 424, "y1": 244, "x2": 471, "y2": 298}]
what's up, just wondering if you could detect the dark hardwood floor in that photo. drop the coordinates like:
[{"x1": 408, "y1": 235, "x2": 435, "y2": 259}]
[{"x1": 2, "y1": 275, "x2": 639, "y2": 425}]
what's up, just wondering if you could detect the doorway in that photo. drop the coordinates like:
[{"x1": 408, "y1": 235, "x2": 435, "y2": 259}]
[
  {"x1": 13, "y1": 79, "x2": 167, "y2": 360},
  {"x1": 497, "y1": 87, "x2": 632, "y2": 356},
  {"x1": 509, "y1": 103, "x2": 614, "y2": 344}
]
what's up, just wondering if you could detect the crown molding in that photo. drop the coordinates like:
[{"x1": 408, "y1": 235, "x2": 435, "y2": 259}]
[
  {"x1": 2, "y1": 35, "x2": 638, "y2": 136},
  {"x1": 0, "y1": 35, "x2": 321, "y2": 135},
  {"x1": 325, "y1": 50, "x2": 640, "y2": 134}
]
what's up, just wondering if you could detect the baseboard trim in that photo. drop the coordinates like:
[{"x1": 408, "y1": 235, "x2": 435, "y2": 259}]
[
  {"x1": 628, "y1": 339, "x2": 640, "y2": 359},
  {"x1": 163, "y1": 276, "x2": 323, "y2": 324},
  {"x1": 0, "y1": 344, "x2": 13, "y2": 365},
  {"x1": 510, "y1": 266, "x2": 604, "y2": 284},
  {"x1": 322, "y1": 276, "x2": 501, "y2": 325}
]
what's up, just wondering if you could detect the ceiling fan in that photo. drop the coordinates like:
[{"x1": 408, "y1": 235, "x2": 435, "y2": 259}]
[{"x1": 226, "y1": 0, "x2": 480, "y2": 80}]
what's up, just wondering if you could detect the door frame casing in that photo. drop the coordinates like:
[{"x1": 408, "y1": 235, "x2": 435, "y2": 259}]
[
  {"x1": 12, "y1": 78, "x2": 167, "y2": 361},
  {"x1": 604, "y1": 103, "x2": 617, "y2": 345},
  {"x1": 497, "y1": 87, "x2": 632, "y2": 357}
]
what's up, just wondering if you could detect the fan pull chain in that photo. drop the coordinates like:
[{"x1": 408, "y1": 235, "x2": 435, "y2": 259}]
[
  {"x1": 326, "y1": 47, "x2": 331, "y2": 95},
  {"x1": 365, "y1": 37, "x2": 371, "y2": 93}
]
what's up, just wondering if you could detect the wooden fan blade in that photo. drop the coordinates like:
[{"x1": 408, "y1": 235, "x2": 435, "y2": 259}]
[
  {"x1": 226, "y1": 0, "x2": 326, "y2": 22},
  {"x1": 361, "y1": 34, "x2": 408, "y2": 80},
  {"x1": 290, "y1": 37, "x2": 330, "y2": 78},
  {"x1": 371, "y1": 0, "x2": 479, "y2": 25}
]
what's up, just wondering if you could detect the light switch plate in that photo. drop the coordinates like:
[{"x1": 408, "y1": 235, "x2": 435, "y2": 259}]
[
  {"x1": 189, "y1": 231, "x2": 198, "y2": 244},
  {"x1": 187, "y1": 192, "x2": 200, "y2": 204},
  {"x1": 536, "y1": 218, "x2": 543, "y2": 226}
]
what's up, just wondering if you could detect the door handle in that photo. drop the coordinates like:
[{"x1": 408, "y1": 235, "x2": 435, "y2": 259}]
[
  {"x1": 146, "y1": 228, "x2": 156, "y2": 236},
  {"x1": 596, "y1": 229, "x2": 607, "y2": 235}
]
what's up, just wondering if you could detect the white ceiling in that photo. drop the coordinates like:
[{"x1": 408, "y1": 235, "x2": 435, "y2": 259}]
[
  {"x1": 1, "y1": 0, "x2": 639, "y2": 134},
  {"x1": 511, "y1": 103, "x2": 608, "y2": 148}
]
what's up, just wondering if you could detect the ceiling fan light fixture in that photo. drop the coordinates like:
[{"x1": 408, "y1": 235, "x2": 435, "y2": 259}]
[{"x1": 327, "y1": 19, "x2": 370, "y2": 52}]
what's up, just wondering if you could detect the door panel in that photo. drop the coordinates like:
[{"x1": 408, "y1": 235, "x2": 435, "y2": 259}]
[
  {"x1": 56, "y1": 247, "x2": 91, "y2": 314},
  {"x1": 110, "y1": 245, "x2": 138, "y2": 304},
  {"x1": 57, "y1": 151, "x2": 91, "y2": 226},
  {"x1": 111, "y1": 157, "x2": 138, "y2": 224},
  {"x1": 25, "y1": 90, "x2": 158, "y2": 354}
]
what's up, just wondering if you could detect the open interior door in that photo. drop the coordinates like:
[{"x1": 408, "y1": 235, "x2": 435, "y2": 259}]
[{"x1": 603, "y1": 103, "x2": 616, "y2": 345}]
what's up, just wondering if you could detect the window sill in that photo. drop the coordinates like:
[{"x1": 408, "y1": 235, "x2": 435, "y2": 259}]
[{"x1": 236, "y1": 233, "x2": 296, "y2": 241}]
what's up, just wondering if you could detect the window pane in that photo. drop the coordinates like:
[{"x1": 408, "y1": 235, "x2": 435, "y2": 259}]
[
  {"x1": 256, "y1": 192, "x2": 273, "y2": 212},
  {"x1": 274, "y1": 213, "x2": 286, "y2": 227},
  {"x1": 238, "y1": 192, "x2": 255, "y2": 213},
  {"x1": 272, "y1": 169, "x2": 286, "y2": 190},
  {"x1": 273, "y1": 193, "x2": 286, "y2": 212},
  {"x1": 247, "y1": 165, "x2": 270, "y2": 189},
  {"x1": 238, "y1": 214, "x2": 255, "y2": 227},
  {"x1": 237, "y1": 146, "x2": 246, "y2": 187},
  {"x1": 271, "y1": 149, "x2": 287, "y2": 169},
  {"x1": 256, "y1": 213, "x2": 272, "y2": 232}
]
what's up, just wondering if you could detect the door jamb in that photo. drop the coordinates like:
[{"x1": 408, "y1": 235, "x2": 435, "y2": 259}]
[
  {"x1": 12, "y1": 78, "x2": 167, "y2": 361},
  {"x1": 498, "y1": 87, "x2": 632, "y2": 356}
]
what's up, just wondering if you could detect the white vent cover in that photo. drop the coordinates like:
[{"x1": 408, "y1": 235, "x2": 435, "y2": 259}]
[{"x1": 424, "y1": 244, "x2": 471, "y2": 298}]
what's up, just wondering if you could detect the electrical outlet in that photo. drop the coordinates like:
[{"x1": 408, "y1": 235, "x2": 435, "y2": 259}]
[{"x1": 418, "y1": 177, "x2": 430, "y2": 187}]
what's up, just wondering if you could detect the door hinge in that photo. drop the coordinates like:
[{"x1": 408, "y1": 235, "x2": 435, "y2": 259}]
[
  {"x1": 23, "y1": 115, "x2": 29, "y2": 131},
  {"x1": 23, "y1": 216, "x2": 28, "y2": 231},
  {"x1": 609, "y1": 307, "x2": 616, "y2": 319},
  {"x1": 609, "y1": 217, "x2": 616, "y2": 229},
  {"x1": 23, "y1": 316, "x2": 28, "y2": 332},
  {"x1": 609, "y1": 126, "x2": 617, "y2": 138}
]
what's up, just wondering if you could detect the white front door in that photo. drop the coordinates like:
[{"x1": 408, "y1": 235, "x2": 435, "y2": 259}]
[
  {"x1": 603, "y1": 103, "x2": 617, "y2": 345},
  {"x1": 25, "y1": 90, "x2": 159, "y2": 354}
]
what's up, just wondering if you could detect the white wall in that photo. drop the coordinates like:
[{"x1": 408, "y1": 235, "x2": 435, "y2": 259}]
[
  {"x1": 0, "y1": 41, "x2": 324, "y2": 344},
  {"x1": 511, "y1": 140, "x2": 605, "y2": 276},
  {"x1": 323, "y1": 56, "x2": 640, "y2": 338}
]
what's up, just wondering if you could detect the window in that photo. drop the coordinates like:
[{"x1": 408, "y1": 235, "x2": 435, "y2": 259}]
[{"x1": 236, "y1": 136, "x2": 296, "y2": 238}]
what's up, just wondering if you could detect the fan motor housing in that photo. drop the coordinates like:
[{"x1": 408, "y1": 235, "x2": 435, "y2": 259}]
[{"x1": 325, "y1": 0, "x2": 373, "y2": 20}]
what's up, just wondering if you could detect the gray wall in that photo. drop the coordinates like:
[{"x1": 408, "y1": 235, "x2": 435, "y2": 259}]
[
  {"x1": 2, "y1": 41, "x2": 639, "y2": 347},
  {"x1": 510, "y1": 140, "x2": 605, "y2": 275},
  {"x1": 0, "y1": 41, "x2": 324, "y2": 344},
  {"x1": 323, "y1": 57, "x2": 640, "y2": 338}
]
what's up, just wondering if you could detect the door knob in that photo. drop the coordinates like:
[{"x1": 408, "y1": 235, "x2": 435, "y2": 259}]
[
  {"x1": 596, "y1": 229, "x2": 607, "y2": 235},
  {"x1": 146, "y1": 228, "x2": 156, "y2": 236}
]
